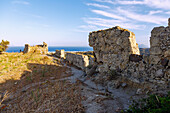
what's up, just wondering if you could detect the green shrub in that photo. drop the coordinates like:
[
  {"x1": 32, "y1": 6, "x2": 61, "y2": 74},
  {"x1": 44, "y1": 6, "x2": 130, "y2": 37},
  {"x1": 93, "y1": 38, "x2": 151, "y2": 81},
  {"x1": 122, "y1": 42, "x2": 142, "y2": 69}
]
[
  {"x1": 123, "y1": 92, "x2": 170, "y2": 113},
  {"x1": 107, "y1": 69, "x2": 118, "y2": 80},
  {"x1": 0, "y1": 40, "x2": 10, "y2": 53}
]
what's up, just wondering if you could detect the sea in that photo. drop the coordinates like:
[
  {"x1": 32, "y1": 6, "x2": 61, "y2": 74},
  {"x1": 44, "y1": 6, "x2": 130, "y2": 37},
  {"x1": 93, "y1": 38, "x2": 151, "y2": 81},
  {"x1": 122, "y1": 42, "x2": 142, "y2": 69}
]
[{"x1": 6, "y1": 46, "x2": 93, "y2": 53}]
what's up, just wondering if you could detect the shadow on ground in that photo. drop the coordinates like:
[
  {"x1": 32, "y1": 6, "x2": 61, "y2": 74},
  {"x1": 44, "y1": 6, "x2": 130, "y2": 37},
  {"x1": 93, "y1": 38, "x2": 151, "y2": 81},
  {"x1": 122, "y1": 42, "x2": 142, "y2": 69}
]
[{"x1": 0, "y1": 61, "x2": 84, "y2": 113}]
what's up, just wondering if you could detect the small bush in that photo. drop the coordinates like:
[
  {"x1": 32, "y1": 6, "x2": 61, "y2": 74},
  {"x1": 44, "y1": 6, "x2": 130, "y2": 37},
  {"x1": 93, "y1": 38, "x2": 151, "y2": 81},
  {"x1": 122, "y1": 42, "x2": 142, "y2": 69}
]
[
  {"x1": 107, "y1": 69, "x2": 118, "y2": 80},
  {"x1": 123, "y1": 92, "x2": 170, "y2": 113},
  {"x1": 0, "y1": 40, "x2": 10, "y2": 53}
]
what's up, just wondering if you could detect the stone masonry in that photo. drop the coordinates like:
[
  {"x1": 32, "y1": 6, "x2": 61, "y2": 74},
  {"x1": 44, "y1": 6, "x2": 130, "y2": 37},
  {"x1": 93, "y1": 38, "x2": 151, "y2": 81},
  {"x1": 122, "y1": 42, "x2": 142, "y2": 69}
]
[
  {"x1": 66, "y1": 52, "x2": 89, "y2": 70},
  {"x1": 55, "y1": 49, "x2": 65, "y2": 58},
  {"x1": 89, "y1": 26, "x2": 140, "y2": 71},
  {"x1": 23, "y1": 42, "x2": 48, "y2": 54},
  {"x1": 89, "y1": 19, "x2": 170, "y2": 90}
]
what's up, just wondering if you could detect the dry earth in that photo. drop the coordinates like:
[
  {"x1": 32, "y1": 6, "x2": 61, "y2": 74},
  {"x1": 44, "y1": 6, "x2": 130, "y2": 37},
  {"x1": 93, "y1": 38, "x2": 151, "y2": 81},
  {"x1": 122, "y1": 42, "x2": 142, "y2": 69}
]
[
  {"x1": 0, "y1": 53, "x2": 84, "y2": 113},
  {"x1": 0, "y1": 53, "x2": 142, "y2": 113}
]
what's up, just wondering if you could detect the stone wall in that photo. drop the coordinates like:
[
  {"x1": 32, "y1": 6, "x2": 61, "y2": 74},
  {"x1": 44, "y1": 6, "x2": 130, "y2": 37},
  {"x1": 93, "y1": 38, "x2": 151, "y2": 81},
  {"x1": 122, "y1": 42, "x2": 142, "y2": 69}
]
[
  {"x1": 66, "y1": 52, "x2": 90, "y2": 70},
  {"x1": 89, "y1": 26, "x2": 140, "y2": 71},
  {"x1": 89, "y1": 19, "x2": 170, "y2": 90},
  {"x1": 149, "y1": 24, "x2": 170, "y2": 65},
  {"x1": 55, "y1": 49, "x2": 65, "y2": 58},
  {"x1": 23, "y1": 42, "x2": 48, "y2": 54}
]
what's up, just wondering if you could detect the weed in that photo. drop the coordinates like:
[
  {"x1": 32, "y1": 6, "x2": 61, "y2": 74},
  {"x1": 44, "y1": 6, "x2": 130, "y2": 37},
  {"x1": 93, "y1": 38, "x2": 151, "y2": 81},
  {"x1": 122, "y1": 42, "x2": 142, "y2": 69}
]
[
  {"x1": 107, "y1": 69, "x2": 118, "y2": 80},
  {"x1": 123, "y1": 92, "x2": 170, "y2": 113}
]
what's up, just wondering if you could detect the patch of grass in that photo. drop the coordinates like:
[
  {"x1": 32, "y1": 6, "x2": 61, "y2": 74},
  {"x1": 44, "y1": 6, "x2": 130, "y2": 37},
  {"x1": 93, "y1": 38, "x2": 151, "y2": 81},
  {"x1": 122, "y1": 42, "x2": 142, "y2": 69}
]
[
  {"x1": 107, "y1": 69, "x2": 118, "y2": 80},
  {"x1": 0, "y1": 53, "x2": 84, "y2": 112},
  {"x1": 122, "y1": 92, "x2": 170, "y2": 113},
  {"x1": 0, "y1": 53, "x2": 55, "y2": 83}
]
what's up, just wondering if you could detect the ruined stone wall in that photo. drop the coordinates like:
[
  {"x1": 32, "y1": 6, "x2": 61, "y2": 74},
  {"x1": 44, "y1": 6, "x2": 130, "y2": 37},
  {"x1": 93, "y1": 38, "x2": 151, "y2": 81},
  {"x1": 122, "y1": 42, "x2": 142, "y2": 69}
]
[
  {"x1": 89, "y1": 19, "x2": 170, "y2": 90},
  {"x1": 89, "y1": 26, "x2": 140, "y2": 71},
  {"x1": 66, "y1": 52, "x2": 89, "y2": 70},
  {"x1": 55, "y1": 49, "x2": 65, "y2": 58},
  {"x1": 23, "y1": 42, "x2": 48, "y2": 54},
  {"x1": 149, "y1": 24, "x2": 170, "y2": 65}
]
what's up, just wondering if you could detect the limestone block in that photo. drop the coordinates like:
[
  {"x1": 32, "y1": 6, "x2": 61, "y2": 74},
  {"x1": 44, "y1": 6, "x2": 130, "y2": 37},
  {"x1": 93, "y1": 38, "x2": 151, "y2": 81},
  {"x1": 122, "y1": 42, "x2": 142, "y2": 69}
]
[
  {"x1": 164, "y1": 50, "x2": 170, "y2": 57},
  {"x1": 155, "y1": 69, "x2": 163, "y2": 77},
  {"x1": 89, "y1": 57, "x2": 94, "y2": 66},
  {"x1": 151, "y1": 26, "x2": 165, "y2": 37},
  {"x1": 149, "y1": 55, "x2": 160, "y2": 64},
  {"x1": 55, "y1": 49, "x2": 65, "y2": 58},
  {"x1": 150, "y1": 47, "x2": 162, "y2": 55},
  {"x1": 150, "y1": 36, "x2": 160, "y2": 47}
]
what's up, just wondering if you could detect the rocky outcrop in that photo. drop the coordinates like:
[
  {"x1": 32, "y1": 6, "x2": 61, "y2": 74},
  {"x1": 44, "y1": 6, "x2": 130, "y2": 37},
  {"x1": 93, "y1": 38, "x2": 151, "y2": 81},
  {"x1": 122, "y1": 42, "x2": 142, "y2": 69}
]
[{"x1": 23, "y1": 42, "x2": 48, "y2": 54}]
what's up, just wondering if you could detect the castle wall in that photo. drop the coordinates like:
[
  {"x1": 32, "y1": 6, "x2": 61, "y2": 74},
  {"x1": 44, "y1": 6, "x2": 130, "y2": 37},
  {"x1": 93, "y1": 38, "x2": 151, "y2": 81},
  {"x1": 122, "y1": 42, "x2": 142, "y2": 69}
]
[
  {"x1": 55, "y1": 49, "x2": 65, "y2": 58},
  {"x1": 23, "y1": 42, "x2": 48, "y2": 54},
  {"x1": 89, "y1": 26, "x2": 140, "y2": 71},
  {"x1": 89, "y1": 19, "x2": 170, "y2": 89},
  {"x1": 66, "y1": 52, "x2": 90, "y2": 70}
]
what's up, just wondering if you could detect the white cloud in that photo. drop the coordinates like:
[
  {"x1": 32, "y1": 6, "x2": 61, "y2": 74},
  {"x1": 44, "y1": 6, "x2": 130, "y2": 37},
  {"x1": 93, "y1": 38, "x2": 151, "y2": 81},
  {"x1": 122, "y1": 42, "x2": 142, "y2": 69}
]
[
  {"x1": 149, "y1": 10, "x2": 163, "y2": 15},
  {"x1": 79, "y1": 25, "x2": 98, "y2": 29},
  {"x1": 86, "y1": 3, "x2": 110, "y2": 9},
  {"x1": 91, "y1": 9, "x2": 126, "y2": 20},
  {"x1": 12, "y1": 0, "x2": 30, "y2": 5},
  {"x1": 116, "y1": 0, "x2": 144, "y2": 5},
  {"x1": 117, "y1": 7, "x2": 167, "y2": 24},
  {"x1": 83, "y1": 17, "x2": 146, "y2": 30},
  {"x1": 81, "y1": 0, "x2": 169, "y2": 31},
  {"x1": 165, "y1": 11, "x2": 170, "y2": 14},
  {"x1": 94, "y1": 0, "x2": 115, "y2": 4},
  {"x1": 116, "y1": 0, "x2": 170, "y2": 10}
]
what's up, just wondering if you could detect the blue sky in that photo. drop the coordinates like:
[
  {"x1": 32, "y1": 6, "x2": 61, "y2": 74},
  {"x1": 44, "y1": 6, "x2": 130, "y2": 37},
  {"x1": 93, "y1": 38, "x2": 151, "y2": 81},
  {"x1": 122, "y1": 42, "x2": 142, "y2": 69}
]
[{"x1": 0, "y1": 0, "x2": 169, "y2": 47}]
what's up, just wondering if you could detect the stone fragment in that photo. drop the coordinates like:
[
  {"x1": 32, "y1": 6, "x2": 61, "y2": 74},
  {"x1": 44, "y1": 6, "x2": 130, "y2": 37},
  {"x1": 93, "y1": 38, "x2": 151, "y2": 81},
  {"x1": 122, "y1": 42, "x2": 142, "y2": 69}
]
[
  {"x1": 129, "y1": 54, "x2": 143, "y2": 62},
  {"x1": 136, "y1": 89, "x2": 142, "y2": 95},
  {"x1": 150, "y1": 47, "x2": 162, "y2": 55},
  {"x1": 155, "y1": 69, "x2": 163, "y2": 77},
  {"x1": 55, "y1": 49, "x2": 65, "y2": 58},
  {"x1": 86, "y1": 64, "x2": 98, "y2": 76},
  {"x1": 164, "y1": 50, "x2": 170, "y2": 58},
  {"x1": 161, "y1": 58, "x2": 169, "y2": 66},
  {"x1": 150, "y1": 36, "x2": 160, "y2": 47},
  {"x1": 121, "y1": 83, "x2": 127, "y2": 88},
  {"x1": 149, "y1": 55, "x2": 160, "y2": 64}
]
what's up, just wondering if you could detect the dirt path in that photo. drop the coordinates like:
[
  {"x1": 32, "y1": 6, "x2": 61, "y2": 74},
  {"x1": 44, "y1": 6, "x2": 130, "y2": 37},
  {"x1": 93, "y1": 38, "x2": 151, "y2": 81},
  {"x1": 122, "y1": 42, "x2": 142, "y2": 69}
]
[
  {"x1": 0, "y1": 54, "x2": 140, "y2": 113},
  {"x1": 52, "y1": 56, "x2": 139, "y2": 113}
]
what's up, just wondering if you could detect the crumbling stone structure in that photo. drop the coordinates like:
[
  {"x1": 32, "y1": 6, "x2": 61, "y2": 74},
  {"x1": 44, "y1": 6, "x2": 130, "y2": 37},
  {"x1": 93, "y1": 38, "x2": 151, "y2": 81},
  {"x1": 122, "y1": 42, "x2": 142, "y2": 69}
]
[
  {"x1": 23, "y1": 42, "x2": 48, "y2": 54},
  {"x1": 89, "y1": 19, "x2": 170, "y2": 90},
  {"x1": 66, "y1": 53, "x2": 89, "y2": 70},
  {"x1": 55, "y1": 49, "x2": 65, "y2": 58},
  {"x1": 89, "y1": 26, "x2": 140, "y2": 71}
]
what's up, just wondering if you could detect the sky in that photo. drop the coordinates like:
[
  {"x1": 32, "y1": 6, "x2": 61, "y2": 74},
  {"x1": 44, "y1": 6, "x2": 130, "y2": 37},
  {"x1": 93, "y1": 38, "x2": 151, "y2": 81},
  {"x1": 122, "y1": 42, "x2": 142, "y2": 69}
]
[{"x1": 0, "y1": 0, "x2": 169, "y2": 47}]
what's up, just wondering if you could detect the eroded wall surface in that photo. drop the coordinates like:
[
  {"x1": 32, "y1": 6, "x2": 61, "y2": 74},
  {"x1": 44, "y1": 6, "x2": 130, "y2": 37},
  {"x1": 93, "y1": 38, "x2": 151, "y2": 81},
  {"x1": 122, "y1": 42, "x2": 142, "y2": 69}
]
[
  {"x1": 89, "y1": 20, "x2": 170, "y2": 90},
  {"x1": 66, "y1": 53, "x2": 90, "y2": 70},
  {"x1": 89, "y1": 26, "x2": 140, "y2": 71},
  {"x1": 23, "y1": 42, "x2": 48, "y2": 54}
]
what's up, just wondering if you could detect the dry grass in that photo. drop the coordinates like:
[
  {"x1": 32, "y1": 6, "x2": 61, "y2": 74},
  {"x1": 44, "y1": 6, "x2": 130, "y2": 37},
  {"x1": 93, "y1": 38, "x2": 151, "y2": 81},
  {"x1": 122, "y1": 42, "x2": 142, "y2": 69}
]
[{"x1": 0, "y1": 53, "x2": 84, "y2": 113}]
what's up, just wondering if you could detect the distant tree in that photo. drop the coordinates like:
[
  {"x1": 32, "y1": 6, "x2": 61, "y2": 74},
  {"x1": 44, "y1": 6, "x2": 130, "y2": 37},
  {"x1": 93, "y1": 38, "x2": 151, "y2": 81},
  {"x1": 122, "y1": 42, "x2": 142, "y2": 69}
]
[{"x1": 0, "y1": 40, "x2": 10, "y2": 53}]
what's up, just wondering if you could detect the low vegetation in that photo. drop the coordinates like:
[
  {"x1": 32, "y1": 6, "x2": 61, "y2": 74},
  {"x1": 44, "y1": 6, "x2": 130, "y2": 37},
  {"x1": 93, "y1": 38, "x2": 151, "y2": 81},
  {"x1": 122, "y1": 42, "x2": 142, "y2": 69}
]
[
  {"x1": 123, "y1": 92, "x2": 170, "y2": 113},
  {"x1": 0, "y1": 40, "x2": 10, "y2": 53},
  {"x1": 0, "y1": 53, "x2": 84, "y2": 112}
]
